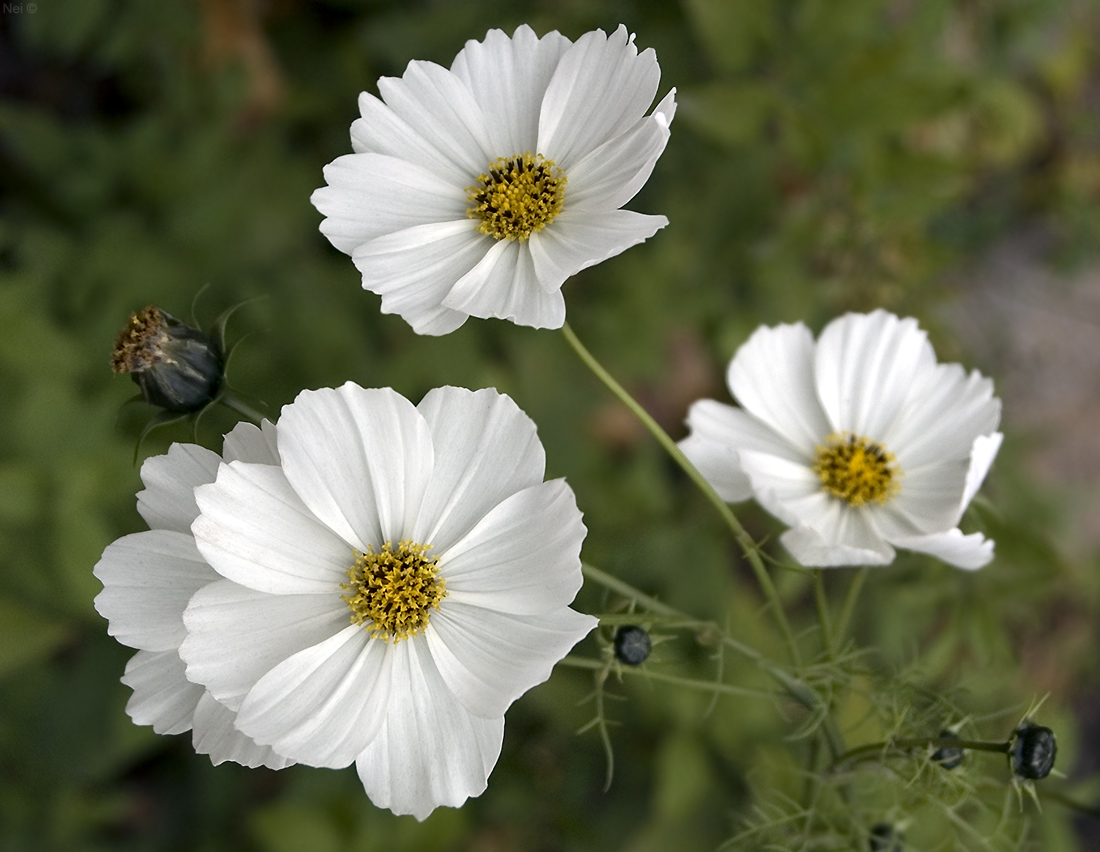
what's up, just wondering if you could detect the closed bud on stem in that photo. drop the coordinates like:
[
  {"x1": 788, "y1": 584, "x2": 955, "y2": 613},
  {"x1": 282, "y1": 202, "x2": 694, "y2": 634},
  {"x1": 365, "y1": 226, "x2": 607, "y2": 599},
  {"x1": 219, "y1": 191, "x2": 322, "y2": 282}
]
[
  {"x1": 931, "y1": 729, "x2": 965, "y2": 770},
  {"x1": 1011, "y1": 723, "x2": 1057, "y2": 781},
  {"x1": 869, "y1": 823, "x2": 902, "y2": 852},
  {"x1": 613, "y1": 625, "x2": 651, "y2": 666},
  {"x1": 111, "y1": 306, "x2": 224, "y2": 412}
]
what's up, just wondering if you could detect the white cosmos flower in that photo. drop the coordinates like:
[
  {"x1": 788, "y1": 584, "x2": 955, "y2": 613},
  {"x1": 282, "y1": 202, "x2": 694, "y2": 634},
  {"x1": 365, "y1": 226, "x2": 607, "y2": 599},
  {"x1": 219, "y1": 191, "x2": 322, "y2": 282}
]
[
  {"x1": 178, "y1": 383, "x2": 596, "y2": 820},
  {"x1": 93, "y1": 422, "x2": 294, "y2": 769},
  {"x1": 311, "y1": 24, "x2": 676, "y2": 335},
  {"x1": 679, "y1": 310, "x2": 1003, "y2": 569}
]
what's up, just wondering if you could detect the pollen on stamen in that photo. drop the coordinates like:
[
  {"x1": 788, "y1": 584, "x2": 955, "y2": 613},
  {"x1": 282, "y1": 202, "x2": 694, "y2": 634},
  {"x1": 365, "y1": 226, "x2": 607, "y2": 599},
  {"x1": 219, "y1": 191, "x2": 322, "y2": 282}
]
[
  {"x1": 812, "y1": 432, "x2": 901, "y2": 507},
  {"x1": 342, "y1": 540, "x2": 447, "y2": 643},
  {"x1": 466, "y1": 152, "x2": 566, "y2": 242}
]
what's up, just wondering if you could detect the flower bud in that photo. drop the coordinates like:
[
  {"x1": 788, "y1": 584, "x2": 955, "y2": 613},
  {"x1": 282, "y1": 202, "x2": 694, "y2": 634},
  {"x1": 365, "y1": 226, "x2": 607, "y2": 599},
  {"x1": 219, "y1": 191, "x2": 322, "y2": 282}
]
[
  {"x1": 869, "y1": 823, "x2": 901, "y2": 852},
  {"x1": 1011, "y1": 723, "x2": 1056, "y2": 780},
  {"x1": 111, "y1": 306, "x2": 224, "y2": 412},
  {"x1": 613, "y1": 625, "x2": 651, "y2": 666},
  {"x1": 931, "y1": 729, "x2": 964, "y2": 770}
]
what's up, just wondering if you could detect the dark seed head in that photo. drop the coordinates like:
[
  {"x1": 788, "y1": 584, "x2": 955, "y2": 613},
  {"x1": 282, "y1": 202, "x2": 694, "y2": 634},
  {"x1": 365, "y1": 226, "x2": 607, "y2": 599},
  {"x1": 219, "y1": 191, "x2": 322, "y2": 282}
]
[
  {"x1": 613, "y1": 625, "x2": 651, "y2": 666},
  {"x1": 931, "y1": 729, "x2": 964, "y2": 771},
  {"x1": 1012, "y1": 723, "x2": 1056, "y2": 780},
  {"x1": 112, "y1": 306, "x2": 224, "y2": 412},
  {"x1": 869, "y1": 822, "x2": 902, "y2": 852}
]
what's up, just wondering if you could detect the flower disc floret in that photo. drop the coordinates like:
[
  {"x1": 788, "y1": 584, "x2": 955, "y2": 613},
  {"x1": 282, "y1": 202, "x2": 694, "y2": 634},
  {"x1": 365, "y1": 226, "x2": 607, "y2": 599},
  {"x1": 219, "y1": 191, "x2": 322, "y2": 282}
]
[
  {"x1": 343, "y1": 540, "x2": 446, "y2": 641},
  {"x1": 813, "y1": 433, "x2": 901, "y2": 507},
  {"x1": 467, "y1": 152, "x2": 565, "y2": 242}
]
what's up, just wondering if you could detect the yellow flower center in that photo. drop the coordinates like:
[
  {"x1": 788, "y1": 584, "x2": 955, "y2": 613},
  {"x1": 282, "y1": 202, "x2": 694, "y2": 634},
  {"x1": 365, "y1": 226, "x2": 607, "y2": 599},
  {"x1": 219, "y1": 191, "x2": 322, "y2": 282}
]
[
  {"x1": 466, "y1": 152, "x2": 565, "y2": 242},
  {"x1": 342, "y1": 540, "x2": 447, "y2": 642},
  {"x1": 812, "y1": 433, "x2": 901, "y2": 507}
]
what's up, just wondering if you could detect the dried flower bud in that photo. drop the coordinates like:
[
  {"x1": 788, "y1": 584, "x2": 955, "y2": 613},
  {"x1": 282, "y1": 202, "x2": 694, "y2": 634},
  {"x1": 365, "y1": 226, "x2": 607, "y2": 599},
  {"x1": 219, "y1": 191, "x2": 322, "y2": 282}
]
[
  {"x1": 1011, "y1": 723, "x2": 1056, "y2": 780},
  {"x1": 112, "y1": 306, "x2": 224, "y2": 412},
  {"x1": 613, "y1": 625, "x2": 651, "y2": 666},
  {"x1": 869, "y1": 823, "x2": 902, "y2": 852},
  {"x1": 931, "y1": 729, "x2": 964, "y2": 770}
]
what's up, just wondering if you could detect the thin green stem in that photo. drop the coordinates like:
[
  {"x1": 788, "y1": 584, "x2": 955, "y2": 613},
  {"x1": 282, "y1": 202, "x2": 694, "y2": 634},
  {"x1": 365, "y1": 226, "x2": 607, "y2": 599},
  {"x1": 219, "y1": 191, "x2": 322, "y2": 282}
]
[
  {"x1": 561, "y1": 322, "x2": 801, "y2": 665},
  {"x1": 221, "y1": 392, "x2": 268, "y2": 425},
  {"x1": 833, "y1": 566, "x2": 868, "y2": 647},
  {"x1": 1043, "y1": 790, "x2": 1100, "y2": 820},
  {"x1": 813, "y1": 570, "x2": 834, "y2": 660},
  {"x1": 558, "y1": 655, "x2": 772, "y2": 700},
  {"x1": 580, "y1": 562, "x2": 847, "y2": 758},
  {"x1": 829, "y1": 736, "x2": 1010, "y2": 772}
]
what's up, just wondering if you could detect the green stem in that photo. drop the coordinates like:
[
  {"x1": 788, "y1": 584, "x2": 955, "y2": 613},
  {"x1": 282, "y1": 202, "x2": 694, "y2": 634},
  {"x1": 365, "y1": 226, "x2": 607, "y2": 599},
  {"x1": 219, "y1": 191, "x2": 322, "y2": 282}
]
[
  {"x1": 1043, "y1": 790, "x2": 1100, "y2": 820},
  {"x1": 558, "y1": 656, "x2": 772, "y2": 700},
  {"x1": 833, "y1": 566, "x2": 868, "y2": 647},
  {"x1": 813, "y1": 570, "x2": 834, "y2": 660},
  {"x1": 561, "y1": 322, "x2": 801, "y2": 665},
  {"x1": 221, "y1": 392, "x2": 268, "y2": 425},
  {"x1": 830, "y1": 736, "x2": 1010, "y2": 772},
  {"x1": 580, "y1": 563, "x2": 846, "y2": 757}
]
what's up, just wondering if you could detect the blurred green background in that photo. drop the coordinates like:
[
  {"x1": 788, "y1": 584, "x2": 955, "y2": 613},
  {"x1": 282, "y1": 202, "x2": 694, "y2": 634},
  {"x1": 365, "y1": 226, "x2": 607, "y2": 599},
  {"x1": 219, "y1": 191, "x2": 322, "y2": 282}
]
[{"x1": 3, "y1": 0, "x2": 1100, "y2": 849}]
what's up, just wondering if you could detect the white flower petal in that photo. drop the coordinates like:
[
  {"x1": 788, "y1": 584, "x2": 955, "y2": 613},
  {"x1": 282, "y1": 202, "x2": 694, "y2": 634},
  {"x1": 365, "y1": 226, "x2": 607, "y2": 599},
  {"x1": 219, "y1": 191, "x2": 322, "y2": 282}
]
[
  {"x1": 181, "y1": 579, "x2": 348, "y2": 712},
  {"x1": 276, "y1": 384, "x2": 434, "y2": 549},
  {"x1": 121, "y1": 649, "x2": 203, "y2": 736},
  {"x1": 878, "y1": 459, "x2": 970, "y2": 535},
  {"x1": 566, "y1": 88, "x2": 676, "y2": 212},
  {"x1": 727, "y1": 322, "x2": 831, "y2": 450},
  {"x1": 427, "y1": 603, "x2": 595, "y2": 718},
  {"x1": 962, "y1": 432, "x2": 1003, "y2": 508},
  {"x1": 235, "y1": 626, "x2": 391, "y2": 769},
  {"x1": 539, "y1": 25, "x2": 661, "y2": 168},
  {"x1": 887, "y1": 363, "x2": 1001, "y2": 469},
  {"x1": 193, "y1": 462, "x2": 351, "y2": 594},
  {"x1": 528, "y1": 208, "x2": 667, "y2": 290},
  {"x1": 736, "y1": 449, "x2": 823, "y2": 526},
  {"x1": 136, "y1": 442, "x2": 221, "y2": 532},
  {"x1": 813, "y1": 310, "x2": 937, "y2": 438},
  {"x1": 413, "y1": 387, "x2": 545, "y2": 551},
  {"x1": 440, "y1": 480, "x2": 585, "y2": 615},
  {"x1": 351, "y1": 91, "x2": 472, "y2": 185},
  {"x1": 354, "y1": 640, "x2": 504, "y2": 821},
  {"x1": 353, "y1": 221, "x2": 484, "y2": 335},
  {"x1": 443, "y1": 239, "x2": 566, "y2": 328},
  {"x1": 222, "y1": 420, "x2": 279, "y2": 466},
  {"x1": 94, "y1": 530, "x2": 216, "y2": 652},
  {"x1": 678, "y1": 399, "x2": 807, "y2": 503},
  {"x1": 312, "y1": 153, "x2": 468, "y2": 256},
  {"x1": 192, "y1": 692, "x2": 295, "y2": 770},
  {"x1": 376, "y1": 60, "x2": 494, "y2": 177},
  {"x1": 450, "y1": 25, "x2": 571, "y2": 156},
  {"x1": 889, "y1": 528, "x2": 994, "y2": 570},
  {"x1": 780, "y1": 523, "x2": 896, "y2": 567}
]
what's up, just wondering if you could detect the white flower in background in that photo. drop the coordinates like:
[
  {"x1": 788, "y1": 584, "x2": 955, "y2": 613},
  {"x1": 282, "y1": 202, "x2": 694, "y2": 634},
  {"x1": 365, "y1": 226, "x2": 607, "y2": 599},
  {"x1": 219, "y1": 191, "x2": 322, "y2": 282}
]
[
  {"x1": 311, "y1": 24, "x2": 676, "y2": 335},
  {"x1": 93, "y1": 423, "x2": 293, "y2": 769},
  {"x1": 179, "y1": 383, "x2": 596, "y2": 819},
  {"x1": 679, "y1": 310, "x2": 1003, "y2": 569}
]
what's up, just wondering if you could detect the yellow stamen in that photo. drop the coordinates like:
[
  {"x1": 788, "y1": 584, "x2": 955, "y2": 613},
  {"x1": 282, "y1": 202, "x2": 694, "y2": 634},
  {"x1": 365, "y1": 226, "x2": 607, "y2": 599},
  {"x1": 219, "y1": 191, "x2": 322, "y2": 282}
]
[
  {"x1": 342, "y1": 540, "x2": 446, "y2": 642},
  {"x1": 466, "y1": 152, "x2": 565, "y2": 242},
  {"x1": 812, "y1": 433, "x2": 901, "y2": 507}
]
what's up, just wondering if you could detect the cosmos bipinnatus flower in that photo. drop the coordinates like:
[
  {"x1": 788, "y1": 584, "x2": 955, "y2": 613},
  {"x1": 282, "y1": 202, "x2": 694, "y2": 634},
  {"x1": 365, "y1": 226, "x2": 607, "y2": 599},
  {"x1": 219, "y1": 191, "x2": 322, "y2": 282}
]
[
  {"x1": 111, "y1": 306, "x2": 224, "y2": 413},
  {"x1": 312, "y1": 24, "x2": 675, "y2": 334},
  {"x1": 679, "y1": 310, "x2": 1003, "y2": 569},
  {"x1": 178, "y1": 383, "x2": 597, "y2": 819}
]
